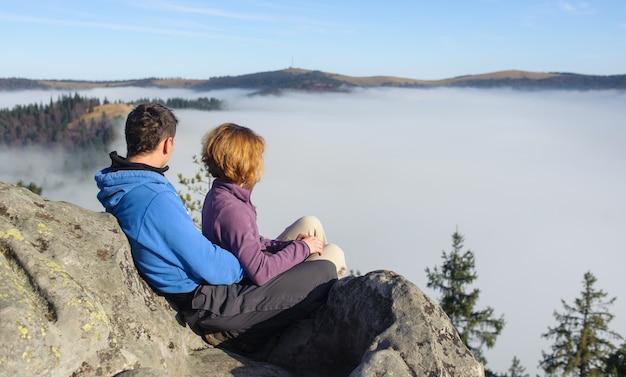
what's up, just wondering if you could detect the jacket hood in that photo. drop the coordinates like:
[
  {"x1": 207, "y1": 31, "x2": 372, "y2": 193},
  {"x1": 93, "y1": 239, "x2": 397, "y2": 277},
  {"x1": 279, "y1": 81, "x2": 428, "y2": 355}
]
[{"x1": 94, "y1": 168, "x2": 171, "y2": 211}]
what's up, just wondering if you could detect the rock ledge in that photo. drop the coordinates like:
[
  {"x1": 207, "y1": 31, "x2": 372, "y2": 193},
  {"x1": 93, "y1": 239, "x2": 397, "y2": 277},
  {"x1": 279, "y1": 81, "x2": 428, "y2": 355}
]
[{"x1": 0, "y1": 181, "x2": 483, "y2": 376}]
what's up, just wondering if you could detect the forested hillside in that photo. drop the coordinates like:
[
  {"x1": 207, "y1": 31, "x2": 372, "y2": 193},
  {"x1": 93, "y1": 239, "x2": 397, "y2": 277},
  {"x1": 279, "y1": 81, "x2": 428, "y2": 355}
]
[
  {"x1": 0, "y1": 94, "x2": 223, "y2": 150},
  {"x1": 0, "y1": 93, "x2": 118, "y2": 150}
]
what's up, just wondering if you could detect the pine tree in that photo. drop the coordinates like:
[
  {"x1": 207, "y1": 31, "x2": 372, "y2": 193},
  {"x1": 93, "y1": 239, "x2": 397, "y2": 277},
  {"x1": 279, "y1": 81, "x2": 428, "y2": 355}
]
[
  {"x1": 425, "y1": 230, "x2": 505, "y2": 364},
  {"x1": 540, "y1": 271, "x2": 623, "y2": 377},
  {"x1": 505, "y1": 356, "x2": 529, "y2": 377}
]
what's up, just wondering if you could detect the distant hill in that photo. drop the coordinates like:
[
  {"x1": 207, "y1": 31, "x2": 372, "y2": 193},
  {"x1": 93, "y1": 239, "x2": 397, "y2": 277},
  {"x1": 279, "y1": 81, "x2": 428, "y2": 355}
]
[{"x1": 1, "y1": 68, "x2": 625, "y2": 93}]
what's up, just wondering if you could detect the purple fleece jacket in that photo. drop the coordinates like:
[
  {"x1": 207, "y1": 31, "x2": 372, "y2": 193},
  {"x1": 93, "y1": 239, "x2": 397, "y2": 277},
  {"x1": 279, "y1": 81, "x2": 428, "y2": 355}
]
[{"x1": 201, "y1": 178, "x2": 310, "y2": 286}]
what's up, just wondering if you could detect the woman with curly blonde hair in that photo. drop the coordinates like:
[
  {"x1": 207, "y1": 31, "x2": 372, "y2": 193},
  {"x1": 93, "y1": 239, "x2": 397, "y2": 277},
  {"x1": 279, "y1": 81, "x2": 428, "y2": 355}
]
[{"x1": 201, "y1": 123, "x2": 346, "y2": 286}]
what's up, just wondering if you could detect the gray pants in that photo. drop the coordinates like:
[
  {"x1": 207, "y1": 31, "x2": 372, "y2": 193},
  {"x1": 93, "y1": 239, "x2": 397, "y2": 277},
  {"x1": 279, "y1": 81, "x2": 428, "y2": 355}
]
[{"x1": 181, "y1": 260, "x2": 337, "y2": 348}]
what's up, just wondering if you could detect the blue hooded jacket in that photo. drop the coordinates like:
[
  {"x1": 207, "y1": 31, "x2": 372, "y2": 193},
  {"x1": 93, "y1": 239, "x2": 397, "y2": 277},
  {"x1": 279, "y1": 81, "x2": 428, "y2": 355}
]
[{"x1": 94, "y1": 167, "x2": 243, "y2": 294}]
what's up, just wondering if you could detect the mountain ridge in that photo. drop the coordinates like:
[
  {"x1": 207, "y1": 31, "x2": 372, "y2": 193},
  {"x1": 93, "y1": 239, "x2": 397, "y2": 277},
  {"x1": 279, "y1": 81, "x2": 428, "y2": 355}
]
[{"x1": 1, "y1": 68, "x2": 625, "y2": 92}]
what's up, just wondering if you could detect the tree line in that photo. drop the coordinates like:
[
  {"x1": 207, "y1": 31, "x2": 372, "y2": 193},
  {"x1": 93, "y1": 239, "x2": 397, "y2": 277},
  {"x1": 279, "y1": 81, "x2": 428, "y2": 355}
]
[
  {"x1": 130, "y1": 96, "x2": 222, "y2": 111},
  {"x1": 0, "y1": 93, "x2": 112, "y2": 150},
  {"x1": 1, "y1": 94, "x2": 224, "y2": 150},
  {"x1": 426, "y1": 230, "x2": 625, "y2": 377}
]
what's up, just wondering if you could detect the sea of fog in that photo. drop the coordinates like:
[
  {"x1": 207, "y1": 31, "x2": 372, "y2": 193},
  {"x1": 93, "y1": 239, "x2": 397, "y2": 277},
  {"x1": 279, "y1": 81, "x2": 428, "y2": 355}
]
[{"x1": 2, "y1": 87, "x2": 625, "y2": 375}]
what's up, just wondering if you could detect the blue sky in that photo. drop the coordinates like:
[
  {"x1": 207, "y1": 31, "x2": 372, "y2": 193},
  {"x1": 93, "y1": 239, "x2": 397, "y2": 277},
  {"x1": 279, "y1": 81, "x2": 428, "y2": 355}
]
[{"x1": 1, "y1": 0, "x2": 625, "y2": 81}]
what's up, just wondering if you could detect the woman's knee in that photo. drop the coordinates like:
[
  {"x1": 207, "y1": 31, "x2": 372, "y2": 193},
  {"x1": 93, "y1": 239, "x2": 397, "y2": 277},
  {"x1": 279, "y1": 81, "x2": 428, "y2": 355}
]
[
  {"x1": 277, "y1": 215, "x2": 323, "y2": 241},
  {"x1": 295, "y1": 215, "x2": 321, "y2": 229}
]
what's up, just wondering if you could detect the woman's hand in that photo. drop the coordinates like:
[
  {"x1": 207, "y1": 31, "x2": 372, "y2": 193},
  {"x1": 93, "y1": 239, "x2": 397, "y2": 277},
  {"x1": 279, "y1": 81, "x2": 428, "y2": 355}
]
[{"x1": 299, "y1": 235, "x2": 323, "y2": 256}]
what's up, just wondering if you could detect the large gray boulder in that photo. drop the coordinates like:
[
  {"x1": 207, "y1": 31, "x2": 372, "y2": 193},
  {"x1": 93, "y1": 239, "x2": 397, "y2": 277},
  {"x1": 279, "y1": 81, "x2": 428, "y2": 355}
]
[
  {"x1": 0, "y1": 180, "x2": 484, "y2": 376},
  {"x1": 266, "y1": 270, "x2": 484, "y2": 377}
]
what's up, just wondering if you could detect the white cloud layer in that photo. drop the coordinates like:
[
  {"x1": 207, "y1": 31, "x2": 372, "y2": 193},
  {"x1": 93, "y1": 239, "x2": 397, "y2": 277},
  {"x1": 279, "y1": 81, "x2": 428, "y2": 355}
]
[{"x1": 2, "y1": 87, "x2": 625, "y2": 375}]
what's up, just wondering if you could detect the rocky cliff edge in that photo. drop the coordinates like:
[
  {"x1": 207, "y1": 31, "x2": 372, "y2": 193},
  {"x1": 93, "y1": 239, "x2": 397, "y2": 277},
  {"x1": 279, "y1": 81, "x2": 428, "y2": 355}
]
[{"x1": 0, "y1": 181, "x2": 484, "y2": 377}]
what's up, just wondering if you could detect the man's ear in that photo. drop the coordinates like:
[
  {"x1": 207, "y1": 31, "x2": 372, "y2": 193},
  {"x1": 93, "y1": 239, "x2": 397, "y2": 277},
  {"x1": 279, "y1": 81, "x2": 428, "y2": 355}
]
[{"x1": 162, "y1": 136, "x2": 174, "y2": 155}]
